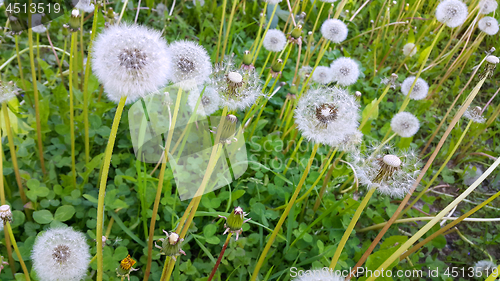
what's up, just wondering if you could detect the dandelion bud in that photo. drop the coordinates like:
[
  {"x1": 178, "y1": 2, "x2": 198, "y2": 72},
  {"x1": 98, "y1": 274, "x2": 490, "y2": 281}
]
[
  {"x1": 320, "y1": 19, "x2": 348, "y2": 43},
  {"x1": 155, "y1": 230, "x2": 186, "y2": 260},
  {"x1": 219, "y1": 206, "x2": 251, "y2": 240},
  {"x1": 391, "y1": 112, "x2": 420, "y2": 138},
  {"x1": 218, "y1": 115, "x2": 238, "y2": 144},
  {"x1": 227, "y1": 72, "x2": 243, "y2": 88},
  {"x1": 401, "y1": 76, "x2": 429, "y2": 100},
  {"x1": 263, "y1": 29, "x2": 287, "y2": 52},
  {"x1": 9, "y1": 16, "x2": 25, "y2": 35},
  {"x1": 242, "y1": 50, "x2": 253, "y2": 66},
  {"x1": 290, "y1": 25, "x2": 303, "y2": 40},
  {"x1": 116, "y1": 255, "x2": 138, "y2": 281},
  {"x1": 435, "y1": 0, "x2": 468, "y2": 28},
  {"x1": 355, "y1": 91, "x2": 362, "y2": 98},
  {"x1": 483, "y1": 55, "x2": 499, "y2": 77},
  {"x1": 479, "y1": 0, "x2": 498, "y2": 14},
  {"x1": 270, "y1": 59, "x2": 283, "y2": 77},
  {"x1": 478, "y1": 17, "x2": 499, "y2": 35},
  {"x1": 65, "y1": 9, "x2": 81, "y2": 32},
  {"x1": 330, "y1": 57, "x2": 361, "y2": 86},
  {"x1": 0, "y1": 205, "x2": 12, "y2": 224},
  {"x1": 312, "y1": 66, "x2": 334, "y2": 84},
  {"x1": 402, "y1": 43, "x2": 417, "y2": 57}
]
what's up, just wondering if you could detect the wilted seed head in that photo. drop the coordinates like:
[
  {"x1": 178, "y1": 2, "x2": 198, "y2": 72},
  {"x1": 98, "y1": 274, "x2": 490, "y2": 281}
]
[
  {"x1": 219, "y1": 206, "x2": 250, "y2": 240},
  {"x1": 479, "y1": 0, "x2": 498, "y2": 14},
  {"x1": 391, "y1": 112, "x2": 420, "y2": 138},
  {"x1": 168, "y1": 40, "x2": 211, "y2": 90},
  {"x1": 227, "y1": 71, "x2": 243, "y2": 88},
  {"x1": 263, "y1": 29, "x2": 287, "y2": 52},
  {"x1": 330, "y1": 57, "x2": 360, "y2": 86},
  {"x1": 401, "y1": 76, "x2": 429, "y2": 100},
  {"x1": 188, "y1": 86, "x2": 221, "y2": 116},
  {"x1": 463, "y1": 105, "x2": 486, "y2": 123},
  {"x1": 402, "y1": 43, "x2": 417, "y2": 57},
  {"x1": 320, "y1": 19, "x2": 348, "y2": 43},
  {"x1": 486, "y1": 55, "x2": 499, "y2": 64},
  {"x1": 31, "y1": 227, "x2": 91, "y2": 281},
  {"x1": 155, "y1": 230, "x2": 186, "y2": 259},
  {"x1": 0, "y1": 205, "x2": 12, "y2": 224},
  {"x1": 373, "y1": 155, "x2": 402, "y2": 183},
  {"x1": 0, "y1": 80, "x2": 17, "y2": 104},
  {"x1": 73, "y1": 0, "x2": 95, "y2": 13},
  {"x1": 242, "y1": 50, "x2": 253, "y2": 68},
  {"x1": 478, "y1": 16, "x2": 499, "y2": 35},
  {"x1": 312, "y1": 66, "x2": 334, "y2": 84},
  {"x1": 92, "y1": 23, "x2": 170, "y2": 104},
  {"x1": 435, "y1": 0, "x2": 468, "y2": 28},
  {"x1": 217, "y1": 114, "x2": 238, "y2": 144}
]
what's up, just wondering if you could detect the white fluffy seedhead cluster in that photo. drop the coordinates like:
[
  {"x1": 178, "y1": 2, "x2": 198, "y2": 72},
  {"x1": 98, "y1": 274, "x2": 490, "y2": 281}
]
[
  {"x1": 330, "y1": 57, "x2": 360, "y2": 86},
  {"x1": 320, "y1": 19, "x2": 348, "y2": 43},
  {"x1": 478, "y1": 16, "x2": 499, "y2": 35},
  {"x1": 73, "y1": 0, "x2": 95, "y2": 13},
  {"x1": 187, "y1": 86, "x2": 221, "y2": 116},
  {"x1": 401, "y1": 76, "x2": 429, "y2": 100},
  {"x1": 474, "y1": 260, "x2": 497, "y2": 275},
  {"x1": 211, "y1": 59, "x2": 261, "y2": 111},
  {"x1": 463, "y1": 105, "x2": 486, "y2": 123},
  {"x1": 31, "y1": 14, "x2": 47, "y2": 33},
  {"x1": 312, "y1": 66, "x2": 334, "y2": 84},
  {"x1": 167, "y1": 40, "x2": 212, "y2": 90},
  {"x1": 295, "y1": 87, "x2": 360, "y2": 147},
  {"x1": 391, "y1": 112, "x2": 420, "y2": 138},
  {"x1": 263, "y1": 29, "x2": 287, "y2": 52},
  {"x1": 435, "y1": 0, "x2": 468, "y2": 28},
  {"x1": 351, "y1": 144, "x2": 421, "y2": 198},
  {"x1": 92, "y1": 23, "x2": 170, "y2": 104},
  {"x1": 479, "y1": 0, "x2": 498, "y2": 14},
  {"x1": 402, "y1": 43, "x2": 417, "y2": 57},
  {"x1": 292, "y1": 268, "x2": 345, "y2": 281},
  {"x1": 0, "y1": 80, "x2": 17, "y2": 104},
  {"x1": 32, "y1": 227, "x2": 91, "y2": 281}
]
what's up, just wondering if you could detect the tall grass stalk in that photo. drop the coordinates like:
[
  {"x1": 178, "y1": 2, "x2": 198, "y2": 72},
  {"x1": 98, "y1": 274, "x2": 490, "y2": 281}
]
[
  {"x1": 215, "y1": 0, "x2": 228, "y2": 63},
  {"x1": 69, "y1": 33, "x2": 78, "y2": 190},
  {"x1": 252, "y1": 4, "x2": 279, "y2": 65},
  {"x1": 221, "y1": 0, "x2": 238, "y2": 59}
]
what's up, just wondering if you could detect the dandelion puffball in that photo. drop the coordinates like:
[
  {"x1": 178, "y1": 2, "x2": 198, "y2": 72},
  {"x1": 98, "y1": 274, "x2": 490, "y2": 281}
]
[
  {"x1": 31, "y1": 14, "x2": 47, "y2": 33},
  {"x1": 167, "y1": 40, "x2": 212, "y2": 90},
  {"x1": 435, "y1": 0, "x2": 468, "y2": 28},
  {"x1": 479, "y1": 0, "x2": 498, "y2": 14},
  {"x1": 478, "y1": 16, "x2": 499, "y2": 35},
  {"x1": 263, "y1": 29, "x2": 287, "y2": 52},
  {"x1": 330, "y1": 57, "x2": 360, "y2": 86},
  {"x1": 391, "y1": 112, "x2": 420, "y2": 138},
  {"x1": 0, "y1": 80, "x2": 17, "y2": 104},
  {"x1": 320, "y1": 19, "x2": 348, "y2": 43},
  {"x1": 295, "y1": 87, "x2": 359, "y2": 146},
  {"x1": 312, "y1": 66, "x2": 334, "y2": 84},
  {"x1": 402, "y1": 43, "x2": 417, "y2": 57},
  {"x1": 187, "y1": 86, "x2": 221, "y2": 116},
  {"x1": 32, "y1": 227, "x2": 91, "y2": 281},
  {"x1": 92, "y1": 23, "x2": 170, "y2": 104},
  {"x1": 463, "y1": 106, "x2": 486, "y2": 123},
  {"x1": 401, "y1": 76, "x2": 429, "y2": 100}
]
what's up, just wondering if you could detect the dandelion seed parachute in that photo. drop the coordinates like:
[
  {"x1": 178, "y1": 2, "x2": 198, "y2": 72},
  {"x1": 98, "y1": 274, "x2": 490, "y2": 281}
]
[
  {"x1": 312, "y1": 66, "x2": 334, "y2": 84},
  {"x1": 402, "y1": 43, "x2": 417, "y2": 57},
  {"x1": 295, "y1": 87, "x2": 360, "y2": 146},
  {"x1": 167, "y1": 40, "x2": 212, "y2": 90},
  {"x1": 187, "y1": 86, "x2": 221, "y2": 116},
  {"x1": 320, "y1": 19, "x2": 348, "y2": 43},
  {"x1": 390, "y1": 112, "x2": 420, "y2": 138},
  {"x1": 263, "y1": 29, "x2": 287, "y2": 52},
  {"x1": 479, "y1": 0, "x2": 498, "y2": 14},
  {"x1": 330, "y1": 57, "x2": 360, "y2": 86},
  {"x1": 401, "y1": 76, "x2": 429, "y2": 100},
  {"x1": 92, "y1": 23, "x2": 170, "y2": 104},
  {"x1": 478, "y1": 16, "x2": 499, "y2": 35},
  {"x1": 31, "y1": 227, "x2": 91, "y2": 281},
  {"x1": 435, "y1": 0, "x2": 468, "y2": 28}
]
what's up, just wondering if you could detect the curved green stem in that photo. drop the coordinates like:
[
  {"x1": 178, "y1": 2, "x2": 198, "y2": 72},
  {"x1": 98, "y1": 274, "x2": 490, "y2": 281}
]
[{"x1": 96, "y1": 96, "x2": 127, "y2": 281}]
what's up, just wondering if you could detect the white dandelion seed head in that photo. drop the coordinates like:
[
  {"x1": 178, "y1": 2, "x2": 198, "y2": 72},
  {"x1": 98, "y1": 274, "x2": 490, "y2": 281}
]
[
  {"x1": 338, "y1": 129, "x2": 363, "y2": 152},
  {"x1": 402, "y1": 43, "x2": 417, "y2": 57},
  {"x1": 295, "y1": 87, "x2": 360, "y2": 146},
  {"x1": 168, "y1": 40, "x2": 212, "y2": 90},
  {"x1": 435, "y1": 0, "x2": 468, "y2": 28},
  {"x1": 299, "y1": 66, "x2": 313, "y2": 79},
  {"x1": 31, "y1": 14, "x2": 47, "y2": 33},
  {"x1": 478, "y1": 16, "x2": 499, "y2": 35},
  {"x1": 156, "y1": 3, "x2": 167, "y2": 14},
  {"x1": 263, "y1": 29, "x2": 287, "y2": 52},
  {"x1": 401, "y1": 76, "x2": 429, "y2": 100},
  {"x1": 330, "y1": 57, "x2": 361, "y2": 86},
  {"x1": 312, "y1": 66, "x2": 334, "y2": 84},
  {"x1": 479, "y1": 0, "x2": 498, "y2": 14},
  {"x1": 187, "y1": 85, "x2": 221, "y2": 116},
  {"x1": 263, "y1": 0, "x2": 282, "y2": 4},
  {"x1": 391, "y1": 112, "x2": 420, "y2": 138},
  {"x1": 73, "y1": 0, "x2": 94, "y2": 13},
  {"x1": 351, "y1": 144, "x2": 421, "y2": 198},
  {"x1": 0, "y1": 80, "x2": 17, "y2": 104},
  {"x1": 211, "y1": 59, "x2": 262, "y2": 111},
  {"x1": 474, "y1": 260, "x2": 497, "y2": 274},
  {"x1": 31, "y1": 227, "x2": 91, "y2": 281},
  {"x1": 463, "y1": 165, "x2": 484, "y2": 186},
  {"x1": 292, "y1": 268, "x2": 345, "y2": 281},
  {"x1": 320, "y1": 19, "x2": 348, "y2": 43},
  {"x1": 463, "y1": 105, "x2": 486, "y2": 123},
  {"x1": 92, "y1": 23, "x2": 170, "y2": 104}
]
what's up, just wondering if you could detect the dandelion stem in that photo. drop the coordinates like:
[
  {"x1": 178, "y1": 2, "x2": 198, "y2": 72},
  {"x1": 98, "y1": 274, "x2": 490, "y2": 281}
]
[
  {"x1": 329, "y1": 188, "x2": 377, "y2": 269},
  {"x1": 118, "y1": 0, "x2": 130, "y2": 24},
  {"x1": 215, "y1": 0, "x2": 228, "y2": 63},
  {"x1": 69, "y1": 33, "x2": 78, "y2": 190},
  {"x1": 249, "y1": 144, "x2": 318, "y2": 281},
  {"x1": 221, "y1": 0, "x2": 238, "y2": 59},
  {"x1": 283, "y1": 136, "x2": 304, "y2": 174},
  {"x1": 250, "y1": 6, "x2": 267, "y2": 57},
  {"x1": 96, "y1": 96, "x2": 127, "y2": 281},
  {"x1": 5, "y1": 222, "x2": 30, "y2": 281},
  {"x1": 207, "y1": 233, "x2": 233, "y2": 281},
  {"x1": 14, "y1": 36, "x2": 27, "y2": 93},
  {"x1": 258, "y1": 52, "x2": 272, "y2": 78},
  {"x1": 144, "y1": 87, "x2": 183, "y2": 281},
  {"x1": 252, "y1": 4, "x2": 279, "y2": 65},
  {"x1": 313, "y1": 151, "x2": 345, "y2": 211},
  {"x1": 28, "y1": 25, "x2": 46, "y2": 174}
]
